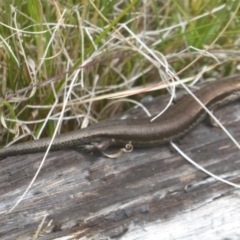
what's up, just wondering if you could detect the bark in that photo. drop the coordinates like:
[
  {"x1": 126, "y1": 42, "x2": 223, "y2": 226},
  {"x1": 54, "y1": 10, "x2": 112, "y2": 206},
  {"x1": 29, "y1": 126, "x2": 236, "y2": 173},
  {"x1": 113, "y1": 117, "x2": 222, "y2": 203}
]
[{"x1": 1, "y1": 94, "x2": 240, "y2": 240}]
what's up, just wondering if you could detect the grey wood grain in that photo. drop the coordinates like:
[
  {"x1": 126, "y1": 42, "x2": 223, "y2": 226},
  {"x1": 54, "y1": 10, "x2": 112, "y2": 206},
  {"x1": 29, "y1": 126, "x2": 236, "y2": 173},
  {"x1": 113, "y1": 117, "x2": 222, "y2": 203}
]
[{"x1": 1, "y1": 94, "x2": 240, "y2": 240}]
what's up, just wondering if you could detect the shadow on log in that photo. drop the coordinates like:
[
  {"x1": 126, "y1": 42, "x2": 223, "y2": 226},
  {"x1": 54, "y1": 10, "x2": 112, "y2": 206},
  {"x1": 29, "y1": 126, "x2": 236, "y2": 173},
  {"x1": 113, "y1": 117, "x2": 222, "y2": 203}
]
[{"x1": 1, "y1": 93, "x2": 240, "y2": 239}]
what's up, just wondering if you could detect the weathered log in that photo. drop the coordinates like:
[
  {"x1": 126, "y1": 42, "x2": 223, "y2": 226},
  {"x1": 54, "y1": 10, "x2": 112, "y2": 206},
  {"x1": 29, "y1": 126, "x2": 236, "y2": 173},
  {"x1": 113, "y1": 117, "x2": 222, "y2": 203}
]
[{"x1": 1, "y1": 93, "x2": 240, "y2": 239}]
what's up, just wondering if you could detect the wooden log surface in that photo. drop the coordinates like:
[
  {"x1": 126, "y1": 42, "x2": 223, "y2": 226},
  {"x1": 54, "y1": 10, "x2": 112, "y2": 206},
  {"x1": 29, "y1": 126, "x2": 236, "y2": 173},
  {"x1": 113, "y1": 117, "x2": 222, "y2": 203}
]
[{"x1": 1, "y1": 91, "x2": 240, "y2": 240}]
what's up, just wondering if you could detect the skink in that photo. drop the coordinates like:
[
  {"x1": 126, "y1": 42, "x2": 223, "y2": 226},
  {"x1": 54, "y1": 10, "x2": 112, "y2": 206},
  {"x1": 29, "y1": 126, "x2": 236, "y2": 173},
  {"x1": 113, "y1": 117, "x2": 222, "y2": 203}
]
[{"x1": 1, "y1": 74, "x2": 240, "y2": 158}]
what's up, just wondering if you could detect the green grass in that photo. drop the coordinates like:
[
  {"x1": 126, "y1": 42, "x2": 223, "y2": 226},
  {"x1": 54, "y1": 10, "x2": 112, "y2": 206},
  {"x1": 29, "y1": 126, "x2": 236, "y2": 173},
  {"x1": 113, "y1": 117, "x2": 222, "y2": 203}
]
[{"x1": 0, "y1": 0, "x2": 239, "y2": 146}]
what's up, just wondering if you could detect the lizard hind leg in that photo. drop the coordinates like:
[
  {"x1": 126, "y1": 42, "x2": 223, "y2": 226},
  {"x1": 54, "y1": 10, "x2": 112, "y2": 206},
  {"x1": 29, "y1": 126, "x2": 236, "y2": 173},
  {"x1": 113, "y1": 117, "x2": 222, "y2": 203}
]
[
  {"x1": 101, "y1": 141, "x2": 133, "y2": 158},
  {"x1": 82, "y1": 138, "x2": 117, "y2": 152},
  {"x1": 82, "y1": 139, "x2": 133, "y2": 158}
]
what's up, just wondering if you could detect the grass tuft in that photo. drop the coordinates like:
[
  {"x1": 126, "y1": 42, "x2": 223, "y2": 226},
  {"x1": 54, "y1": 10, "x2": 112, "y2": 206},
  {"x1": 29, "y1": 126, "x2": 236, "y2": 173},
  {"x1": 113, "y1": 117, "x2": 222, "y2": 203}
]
[{"x1": 0, "y1": 0, "x2": 239, "y2": 146}]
